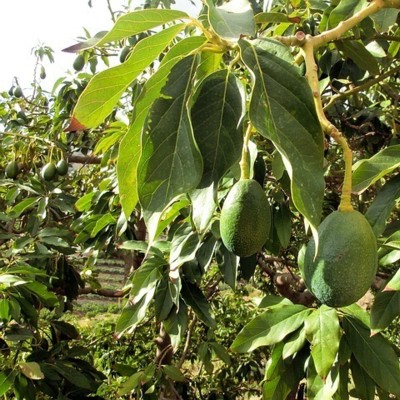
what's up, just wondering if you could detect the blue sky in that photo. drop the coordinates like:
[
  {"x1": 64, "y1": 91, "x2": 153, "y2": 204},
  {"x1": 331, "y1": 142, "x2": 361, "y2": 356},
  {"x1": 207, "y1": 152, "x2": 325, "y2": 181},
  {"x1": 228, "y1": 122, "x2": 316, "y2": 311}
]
[{"x1": 0, "y1": 0, "x2": 200, "y2": 92}]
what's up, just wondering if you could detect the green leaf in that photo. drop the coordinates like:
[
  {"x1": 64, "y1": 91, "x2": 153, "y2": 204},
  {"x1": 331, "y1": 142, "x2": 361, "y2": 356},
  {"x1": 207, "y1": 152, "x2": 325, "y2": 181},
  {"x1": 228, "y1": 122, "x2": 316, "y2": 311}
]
[
  {"x1": 258, "y1": 295, "x2": 293, "y2": 309},
  {"x1": 371, "y1": 8, "x2": 399, "y2": 33},
  {"x1": 164, "y1": 301, "x2": 188, "y2": 350},
  {"x1": 336, "y1": 40, "x2": 379, "y2": 76},
  {"x1": 255, "y1": 12, "x2": 294, "y2": 24},
  {"x1": 350, "y1": 355, "x2": 376, "y2": 400},
  {"x1": 304, "y1": 306, "x2": 340, "y2": 379},
  {"x1": 10, "y1": 197, "x2": 38, "y2": 217},
  {"x1": 231, "y1": 304, "x2": 311, "y2": 353},
  {"x1": 239, "y1": 38, "x2": 324, "y2": 231},
  {"x1": 352, "y1": 145, "x2": 400, "y2": 194},
  {"x1": 170, "y1": 223, "x2": 201, "y2": 273},
  {"x1": 0, "y1": 370, "x2": 14, "y2": 396},
  {"x1": 282, "y1": 328, "x2": 307, "y2": 359},
  {"x1": 190, "y1": 70, "x2": 245, "y2": 232},
  {"x1": 154, "y1": 272, "x2": 180, "y2": 322},
  {"x1": 215, "y1": 241, "x2": 238, "y2": 290},
  {"x1": 130, "y1": 257, "x2": 164, "y2": 304},
  {"x1": 72, "y1": 24, "x2": 185, "y2": 129},
  {"x1": 210, "y1": 342, "x2": 231, "y2": 365},
  {"x1": 343, "y1": 316, "x2": 400, "y2": 396},
  {"x1": 162, "y1": 365, "x2": 186, "y2": 382},
  {"x1": 307, "y1": 356, "x2": 340, "y2": 400},
  {"x1": 371, "y1": 286, "x2": 400, "y2": 333},
  {"x1": 19, "y1": 362, "x2": 45, "y2": 380},
  {"x1": 365, "y1": 174, "x2": 400, "y2": 237},
  {"x1": 90, "y1": 213, "x2": 116, "y2": 237},
  {"x1": 385, "y1": 268, "x2": 400, "y2": 290},
  {"x1": 181, "y1": 279, "x2": 216, "y2": 329},
  {"x1": 75, "y1": 192, "x2": 95, "y2": 212},
  {"x1": 274, "y1": 202, "x2": 292, "y2": 248},
  {"x1": 138, "y1": 55, "x2": 202, "y2": 226},
  {"x1": 206, "y1": 0, "x2": 256, "y2": 41},
  {"x1": 54, "y1": 361, "x2": 94, "y2": 390},
  {"x1": 118, "y1": 371, "x2": 143, "y2": 395},
  {"x1": 96, "y1": 9, "x2": 189, "y2": 46},
  {"x1": 327, "y1": 0, "x2": 367, "y2": 29}
]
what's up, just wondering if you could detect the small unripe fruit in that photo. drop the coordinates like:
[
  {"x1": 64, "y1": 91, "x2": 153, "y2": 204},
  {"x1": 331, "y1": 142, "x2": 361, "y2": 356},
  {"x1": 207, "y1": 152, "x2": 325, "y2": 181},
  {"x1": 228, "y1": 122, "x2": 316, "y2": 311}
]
[{"x1": 41, "y1": 163, "x2": 57, "y2": 181}]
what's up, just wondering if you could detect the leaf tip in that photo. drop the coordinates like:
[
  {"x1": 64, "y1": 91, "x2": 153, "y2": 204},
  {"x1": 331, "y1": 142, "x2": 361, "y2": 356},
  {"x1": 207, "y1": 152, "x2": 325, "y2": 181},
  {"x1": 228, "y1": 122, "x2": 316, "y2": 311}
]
[{"x1": 66, "y1": 116, "x2": 87, "y2": 132}]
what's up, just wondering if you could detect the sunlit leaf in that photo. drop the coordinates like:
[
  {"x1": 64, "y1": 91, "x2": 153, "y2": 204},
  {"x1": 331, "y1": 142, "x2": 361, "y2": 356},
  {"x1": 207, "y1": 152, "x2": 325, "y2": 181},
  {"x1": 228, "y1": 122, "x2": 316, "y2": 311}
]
[
  {"x1": 71, "y1": 24, "x2": 185, "y2": 129},
  {"x1": 352, "y1": 145, "x2": 400, "y2": 194},
  {"x1": 118, "y1": 37, "x2": 206, "y2": 218},
  {"x1": 327, "y1": 0, "x2": 367, "y2": 29},
  {"x1": 231, "y1": 304, "x2": 311, "y2": 353}
]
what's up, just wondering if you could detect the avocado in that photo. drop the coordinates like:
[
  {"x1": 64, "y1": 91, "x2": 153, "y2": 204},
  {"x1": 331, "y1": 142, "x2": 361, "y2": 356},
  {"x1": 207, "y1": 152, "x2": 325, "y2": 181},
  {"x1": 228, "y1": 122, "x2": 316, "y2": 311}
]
[
  {"x1": 73, "y1": 54, "x2": 85, "y2": 72},
  {"x1": 5, "y1": 161, "x2": 19, "y2": 179},
  {"x1": 56, "y1": 160, "x2": 69, "y2": 176},
  {"x1": 41, "y1": 163, "x2": 57, "y2": 181},
  {"x1": 302, "y1": 210, "x2": 377, "y2": 307},
  {"x1": 13, "y1": 86, "x2": 23, "y2": 98},
  {"x1": 220, "y1": 179, "x2": 271, "y2": 257},
  {"x1": 119, "y1": 46, "x2": 131, "y2": 63}
]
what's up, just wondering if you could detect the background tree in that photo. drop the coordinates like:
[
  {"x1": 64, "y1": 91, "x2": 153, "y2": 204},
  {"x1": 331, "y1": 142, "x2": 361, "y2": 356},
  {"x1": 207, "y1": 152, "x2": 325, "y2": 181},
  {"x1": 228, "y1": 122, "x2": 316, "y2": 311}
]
[{"x1": 0, "y1": 0, "x2": 400, "y2": 398}]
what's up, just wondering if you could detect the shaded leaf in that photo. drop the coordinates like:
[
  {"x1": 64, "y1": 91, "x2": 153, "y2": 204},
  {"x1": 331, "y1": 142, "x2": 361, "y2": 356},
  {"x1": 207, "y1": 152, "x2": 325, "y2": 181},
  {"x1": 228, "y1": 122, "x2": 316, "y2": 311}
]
[
  {"x1": 138, "y1": 55, "x2": 202, "y2": 232},
  {"x1": 352, "y1": 145, "x2": 400, "y2": 194},
  {"x1": 90, "y1": 213, "x2": 116, "y2": 237},
  {"x1": 327, "y1": 0, "x2": 367, "y2": 29},
  {"x1": 231, "y1": 304, "x2": 311, "y2": 353},
  {"x1": 0, "y1": 370, "x2": 14, "y2": 396},
  {"x1": 239, "y1": 38, "x2": 324, "y2": 231},
  {"x1": 164, "y1": 301, "x2": 188, "y2": 350},
  {"x1": 371, "y1": 8, "x2": 399, "y2": 33},
  {"x1": 350, "y1": 355, "x2": 376, "y2": 400},
  {"x1": 19, "y1": 362, "x2": 44, "y2": 380},
  {"x1": 343, "y1": 316, "x2": 400, "y2": 396},
  {"x1": 181, "y1": 279, "x2": 216, "y2": 329},
  {"x1": 365, "y1": 174, "x2": 400, "y2": 237},
  {"x1": 215, "y1": 241, "x2": 238, "y2": 290},
  {"x1": 190, "y1": 70, "x2": 245, "y2": 232},
  {"x1": 206, "y1": 0, "x2": 256, "y2": 41},
  {"x1": 72, "y1": 24, "x2": 185, "y2": 129},
  {"x1": 336, "y1": 40, "x2": 379, "y2": 76},
  {"x1": 162, "y1": 365, "x2": 186, "y2": 382},
  {"x1": 282, "y1": 328, "x2": 307, "y2": 359}
]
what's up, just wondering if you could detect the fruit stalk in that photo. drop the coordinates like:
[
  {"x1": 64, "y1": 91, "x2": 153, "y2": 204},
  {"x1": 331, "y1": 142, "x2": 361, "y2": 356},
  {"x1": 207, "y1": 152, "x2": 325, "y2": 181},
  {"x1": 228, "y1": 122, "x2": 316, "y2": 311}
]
[
  {"x1": 301, "y1": 40, "x2": 353, "y2": 212},
  {"x1": 239, "y1": 123, "x2": 253, "y2": 180}
]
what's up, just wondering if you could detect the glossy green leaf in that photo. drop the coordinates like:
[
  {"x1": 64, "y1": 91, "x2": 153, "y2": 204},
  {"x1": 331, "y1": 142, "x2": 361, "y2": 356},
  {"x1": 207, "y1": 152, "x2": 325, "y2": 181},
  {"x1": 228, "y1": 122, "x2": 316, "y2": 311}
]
[
  {"x1": 365, "y1": 174, "x2": 400, "y2": 237},
  {"x1": 336, "y1": 40, "x2": 379, "y2": 76},
  {"x1": 282, "y1": 328, "x2": 307, "y2": 359},
  {"x1": 181, "y1": 279, "x2": 216, "y2": 329},
  {"x1": 304, "y1": 306, "x2": 340, "y2": 379},
  {"x1": 170, "y1": 223, "x2": 201, "y2": 273},
  {"x1": 10, "y1": 197, "x2": 38, "y2": 217},
  {"x1": 190, "y1": 70, "x2": 245, "y2": 232},
  {"x1": 343, "y1": 316, "x2": 400, "y2": 396},
  {"x1": 327, "y1": 0, "x2": 367, "y2": 29},
  {"x1": 350, "y1": 355, "x2": 376, "y2": 400},
  {"x1": 164, "y1": 300, "x2": 188, "y2": 350},
  {"x1": 352, "y1": 145, "x2": 400, "y2": 194},
  {"x1": 258, "y1": 295, "x2": 293, "y2": 309},
  {"x1": 371, "y1": 270, "x2": 400, "y2": 333},
  {"x1": 0, "y1": 370, "x2": 14, "y2": 396},
  {"x1": 307, "y1": 356, "x2": 340, "y2": 400},
  {"x1": 138, "y1": 55, "x2": 202, "y2": 227},
  {"x1": 239, "y1": 38, "x2": 324, "y2": 231},
  {"x1": 19, "y1": 362, "x2": 44, "y2": 380},
  {"x1": 206, "y1": 0, "x2": 256, "y2": 41},
  {"x1": 215, "y1": 241, "x2": 238, "y2": 290},
  {"x1": 231, "y1": 304, "x2": 311, "y2": 353},
  {"x1": 130, "y1": 258, "x2": 164, "y2": 304},
  {"x1": 72, "y1": 24, "x2": 185, "y2": 129},
  {"x1": 54, "y1": 361, "x2": 94, "y2": 390},
  {"x1": 96, "y1": 9, "x2": 189, "y2": 46},
  {"x1": 90, "y1": 213, "x2": 116, "y2": 237}
]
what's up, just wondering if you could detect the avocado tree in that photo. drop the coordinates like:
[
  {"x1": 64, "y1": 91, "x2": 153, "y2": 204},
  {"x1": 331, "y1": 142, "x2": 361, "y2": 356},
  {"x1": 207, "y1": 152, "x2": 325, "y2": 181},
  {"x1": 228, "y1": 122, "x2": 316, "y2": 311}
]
[{"x1": 1, "y1": 0, "x2": 400, "y2": 398}]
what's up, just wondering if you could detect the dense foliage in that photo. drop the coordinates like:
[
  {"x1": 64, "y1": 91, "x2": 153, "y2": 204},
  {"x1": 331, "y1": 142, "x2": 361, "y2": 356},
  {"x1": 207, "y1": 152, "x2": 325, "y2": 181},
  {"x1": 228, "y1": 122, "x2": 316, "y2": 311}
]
[{"x1": 1, "y1": 0, "x2": 400, "y2": 398}]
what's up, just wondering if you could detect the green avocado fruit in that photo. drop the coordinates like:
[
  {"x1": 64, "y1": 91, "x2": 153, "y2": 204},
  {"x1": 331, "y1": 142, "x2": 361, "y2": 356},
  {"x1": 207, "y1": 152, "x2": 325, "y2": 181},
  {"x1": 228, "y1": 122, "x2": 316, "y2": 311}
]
[
  {"x1": 41, "y1": 163, "x2": 57, "y2": 181},
  {"x1": 56, "y1": 160, "x2": 69, "y2": 176},
  {"x1": 5, "y1": 161, "x2": 19, "y2": 179},
  {"x1": 220, "y1": 179, "x2": 271, "y2": 257},
  {"x1": 13, "y1": 86, "x2": 23, "y2": 98},
  {"x1": 73, "y1": 54, "x2": 85, "y2": 72},
  {"x1": 302, "y1": 210, "x2": 377, "y2": 307}
]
